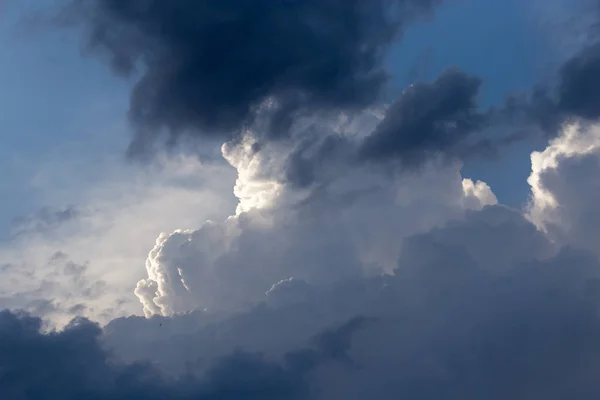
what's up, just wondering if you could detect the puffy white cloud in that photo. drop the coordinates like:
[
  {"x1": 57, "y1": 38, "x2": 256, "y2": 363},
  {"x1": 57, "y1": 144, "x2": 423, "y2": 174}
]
[
  {"x1": 0, "y1": 153, "x2": 237, "y2": 326},
  {"x1": 134, "y1": 110, "x2": 498, "y2": 318},
  {"x1": 527, "y1": 121, "x2": 600, "y2": 256}
]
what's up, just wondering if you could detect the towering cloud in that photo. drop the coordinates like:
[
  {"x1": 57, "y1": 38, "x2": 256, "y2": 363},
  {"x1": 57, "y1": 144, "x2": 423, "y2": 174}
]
[{"x1": 133, "y1": 110, "x2": 497, "y2": 317}]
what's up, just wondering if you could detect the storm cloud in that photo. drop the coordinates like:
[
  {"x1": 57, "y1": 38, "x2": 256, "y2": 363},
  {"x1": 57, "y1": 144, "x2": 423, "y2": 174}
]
[
  {"x1": 6, "y1": 2, "x2": 600, "y2": 399},
  {"x1": 0, "y1": 309, "x2": 370, "y2": 399},
  {"x1": 358, "y1": 67, "x2": 488, "y2": 166},
  {"x1": 64, "y1": 0, "x2": 441, "y2": 155}
]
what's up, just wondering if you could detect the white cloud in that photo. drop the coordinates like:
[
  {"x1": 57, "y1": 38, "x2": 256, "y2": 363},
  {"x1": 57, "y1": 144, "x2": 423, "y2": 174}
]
[
  {"x1": 527, "y1": 121, "x2": 600, "y2": 256},
  {"x1": 134, "y1": 110, "x2": 498, "y2": 317}
]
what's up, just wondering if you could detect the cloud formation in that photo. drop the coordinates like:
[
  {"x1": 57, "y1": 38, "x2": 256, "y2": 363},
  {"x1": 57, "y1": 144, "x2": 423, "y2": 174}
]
[
  {"x1": 64, "y1": 0, "x2": 441, "y2": 155},
  {"x1": 134, "y1": 128, "x2": 496, "y2": 317},
  {"x1": 0, "y1": 309, "x2": 371, "y2": 399},
  {"x1": 5, "y1": 1, "x2": 600, "y2": 399},
  {"x1": 0, "y1": 153, "x2": 237, "y2": 326},
  {"x1": 98, "y1": 120, "x2": 600, "y2": 399},
  {"x1": 527, "y1": 121, "x2": 600, "y2": 256}
]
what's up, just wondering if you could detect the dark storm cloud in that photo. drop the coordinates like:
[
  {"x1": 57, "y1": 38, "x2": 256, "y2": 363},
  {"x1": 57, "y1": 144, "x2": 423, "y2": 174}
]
[
  {"x1": 557, "y1": 42, "x2": 600, "y2": 120},
  {"x1": 509, "y1": 10, "x2": 600, "y2": 134},
  {"x1": 0, "y1": 310, "x2": 367, "y2": 400},
  {"x1": 64, "y1": 0, "x2": 441, "y2": 155},
  {"x1": 358, "y1": 67, "x2": 488, "y2": 165}
]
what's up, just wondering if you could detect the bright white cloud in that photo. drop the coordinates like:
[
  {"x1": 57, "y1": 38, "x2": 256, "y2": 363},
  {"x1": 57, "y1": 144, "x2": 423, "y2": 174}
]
[{"x1": 527, "y1": 121, "x2": 600, "y2": 256}]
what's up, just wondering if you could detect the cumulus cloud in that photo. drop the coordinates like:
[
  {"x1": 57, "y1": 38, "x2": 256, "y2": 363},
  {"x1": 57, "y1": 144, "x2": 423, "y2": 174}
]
[
  {"x1": 358, "y1": 67, "x2": 488, "y2": 165},
  {"x1": 90, "y1": 117, "x2": 600, "y2": 398},
  {"x1": 96, "y1": 205, "x2": 600, "y2": 398},
  {"x1": 133, "y1": 109, "x2": 497, "y2": 317},
  {"x1": 527, "y1": 121, "x2": 600, "y2": 256},
  {"x1": 507, "y1": 10, "x2": 600, "y2": 135},
  {"x1": 0, "y1": 152, "x2": 237, "y2": 326}
]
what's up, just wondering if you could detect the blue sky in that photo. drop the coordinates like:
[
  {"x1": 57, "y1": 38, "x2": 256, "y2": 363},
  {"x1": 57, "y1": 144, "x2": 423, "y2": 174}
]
[{"x1": 1, "y1": 1, "x2": 130, "y2": 236}]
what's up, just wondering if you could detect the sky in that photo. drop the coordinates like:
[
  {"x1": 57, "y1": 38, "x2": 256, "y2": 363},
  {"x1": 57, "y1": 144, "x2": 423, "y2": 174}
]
[{"x1": 2, "y1": 0, "x2": 600, "y2": 399}]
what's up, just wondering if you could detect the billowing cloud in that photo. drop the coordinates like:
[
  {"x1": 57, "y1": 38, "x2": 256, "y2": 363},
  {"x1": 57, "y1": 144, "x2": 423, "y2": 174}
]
[
  {"x1": 508, "y1": 11, "x2": 600, "y2": 135},
  {"x1": 557, "y1": 42, "x2": 600, "y2": 120},
  {"x1": 5, "y1": 85, "x2": 600, "y2": 400},
  {"x1": 91, "y1": 121, "x2": 600, "y2": 399},
  {"x1": 0, "y1": 153, "x2": 237, "y2": 326},
  {"x1": 100, "y1": 208, "x2": 600, "y2": 399},
  {"x1": 5, "y1": 1, "x2": 600, "y2": 398},
  {"x1": 134, "y1": 115, "x2": 497, "y2": 317},
  {"x1": 527, "y1": 121, "x2": 600, "y2": 256}
]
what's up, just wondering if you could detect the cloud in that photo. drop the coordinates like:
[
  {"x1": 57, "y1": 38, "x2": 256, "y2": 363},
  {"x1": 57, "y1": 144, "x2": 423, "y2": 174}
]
[
  {"x1": 85, "y1": 121, "x2": 600, "y2": 398},
  {"x1": 0, "y1": 309, "x2": 369, "y2": 400},
  {"x1": 358, "y1": 67, "x2": 489, "y2": 165},
  {"x1": 506, "y1": 5, "x2": 600, "y2": 135},
  {"x1": 0, "y1": 152, "x2": 237, "y2": 326},
  {"x1": 97, "y1": 204, "x2": 600, "y2": 399},
  {"x1": 6, "y1": 2, "x2": 600, "y2": 398},
  {"x1": 4, "y1": 77, "x2": 600, "y2": 400},
  {"x1": 279, "y1": 67, "x2": 526, "y2": 190},
  {"x1": 557, "y1": 42, "x2": 600, "y2": 120},
  {"x1": 62, "y1": 0, "x2": 442, "y2": 156},
  {"x1": 134, "y1": 127, "x2": 496, "y2": 317},
  {"x1": 527, "y1": 121, "x2": 600, "y2": 256}
]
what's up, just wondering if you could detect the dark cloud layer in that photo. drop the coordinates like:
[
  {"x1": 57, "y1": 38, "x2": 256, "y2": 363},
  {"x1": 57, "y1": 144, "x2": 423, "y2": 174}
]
[
  {"x1": 509, "y1": 26, "x2": 600, "y2": 134},
  {"x1": 65, "y1": 0, "x2": 440, "y2": 155},
  {"x1": 557, "y1": 42, "x2": 600, "y2": 120},
  {"x1": 0, "y1": 309, "x2": 368, "y2": 399},
  {"x1": 57, "y1": 0, "x2": 600, "y2": 173}
]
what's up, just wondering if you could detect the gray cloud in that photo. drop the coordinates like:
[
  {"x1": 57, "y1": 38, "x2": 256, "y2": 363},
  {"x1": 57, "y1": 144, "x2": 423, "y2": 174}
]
[
  {"x1": 281, "y1": 67, "x2": 514, "y2": 188},
  {"x1": 63, "y1": 0, "x2": 441, "y2": 156},
  {"x1": 95, "y1": 206, "x2": 600, "y2": 399},
  {"x1": 557, "y1": 42, "x2": 600, "y2": 120},
  {"x1": 10, "y1": 206, "x2": 79, "y2": 237},
  {"x1": 358, "y1": 67, "x2": 488, "y2": 166},
  {"x1": 0, "y1": 310, "x2": 367, "y2": 400}
]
